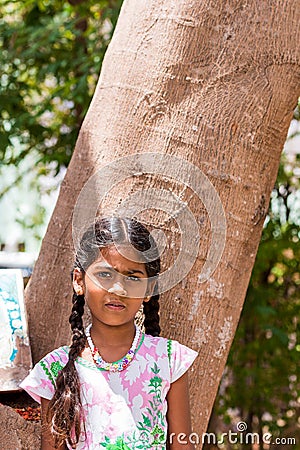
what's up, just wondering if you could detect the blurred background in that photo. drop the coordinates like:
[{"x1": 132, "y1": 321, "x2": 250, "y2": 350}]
[{"x1": 0, "y1": 1, "x2": 299, "y2": 448}]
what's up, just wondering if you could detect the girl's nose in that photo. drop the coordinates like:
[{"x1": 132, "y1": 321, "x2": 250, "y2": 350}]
[{"x1": 107, "y1": 282, "x2": 127, "y2": 296}]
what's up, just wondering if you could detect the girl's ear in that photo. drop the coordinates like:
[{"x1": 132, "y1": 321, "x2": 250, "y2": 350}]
[{"x1": 73, "y1": 268, "x2": 84, "y2": 295}]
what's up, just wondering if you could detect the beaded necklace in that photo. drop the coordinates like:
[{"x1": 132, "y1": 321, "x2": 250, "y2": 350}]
[{"x1": 85, "y1": 324, "x2": 141, "y2": 372}]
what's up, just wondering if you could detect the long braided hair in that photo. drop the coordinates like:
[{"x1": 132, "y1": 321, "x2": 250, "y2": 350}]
[{"x1": 46, "y1": 217, "x2": 161, "y2": 448}]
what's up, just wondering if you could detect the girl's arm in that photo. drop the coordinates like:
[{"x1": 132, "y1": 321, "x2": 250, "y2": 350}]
[
  {"x1": 166, "y1": 372, "x2": 195, "y2": 450},
  {"x1": 41, "y1": 398, "x2": 67, "y2": 450}
]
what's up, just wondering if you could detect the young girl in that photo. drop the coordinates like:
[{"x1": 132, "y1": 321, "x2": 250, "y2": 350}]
[{"x1": 20, "y1": 217, "x2": 198, "y2": 450}]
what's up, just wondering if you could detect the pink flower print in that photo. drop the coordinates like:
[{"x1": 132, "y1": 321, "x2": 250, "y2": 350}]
[{"x1": 40, "y1": 377, "x2": 53, "y2": 392}]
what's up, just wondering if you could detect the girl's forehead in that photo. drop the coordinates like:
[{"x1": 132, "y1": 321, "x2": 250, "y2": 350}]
[{"x1": 92, "y1": 245, "x2": 145, "y2": 268}]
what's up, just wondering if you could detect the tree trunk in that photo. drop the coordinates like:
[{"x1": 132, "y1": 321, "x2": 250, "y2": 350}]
[
  {"x1": 0, "y1": 404, "x2": 41, "y2": 450},
  {"x1": 21, "y1": 0, "x2": 300, "y2": 447}
]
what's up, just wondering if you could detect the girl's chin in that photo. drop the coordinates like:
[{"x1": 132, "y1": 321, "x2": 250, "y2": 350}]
[{"x1": 92, "y1": 317, "x2": 136, "y2": 328}]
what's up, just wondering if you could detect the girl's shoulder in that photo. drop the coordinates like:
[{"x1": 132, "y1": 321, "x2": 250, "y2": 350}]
[
  {"x1": 142, "y1": 333, "x2": 198, "y2": 383},
  {"x1": 143, "y1": 333, "x2": 169, "y2": 344},
  {"x1": 39, "y1": 345, "x2": 70, "y2": 366},
  {"x1": 19, "y1": 346, "x2": 70, "y2": 403},
  {"x1": 32, "y1": 346, "x2": 70, "y2": 381},
  {"x1": 143, "y1": 333, "x2": 197, "y2": 355},
  {"x1": 142, "y1": 333, "x2": 171, "y2": 354}
]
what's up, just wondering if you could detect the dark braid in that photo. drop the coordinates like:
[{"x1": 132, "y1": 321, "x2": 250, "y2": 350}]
[
  {"x1": 47, "y1": 291, "x2": 86, "y2": 449},
  {"x1": 143, "y1": 294, "x2": 160, "y2": 337}
]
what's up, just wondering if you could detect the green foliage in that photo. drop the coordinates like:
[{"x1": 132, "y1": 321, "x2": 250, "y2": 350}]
[
  {"x1": 0, "y1": 0, "x2": 122, "y2": 171},
  {"x1": 222, "y1": 221, "x2": 300, "y2": 427},
  {"x1": 212, "y1": 109, "x2": 300, "y2": 446},
  {"x1": 0, "y1": 0, "x2": 122, "y2": 249}
]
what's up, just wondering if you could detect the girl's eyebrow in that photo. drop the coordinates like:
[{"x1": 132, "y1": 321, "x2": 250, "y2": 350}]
[
  {"x1": 126, "y1": 269, "x2": 146, "y2": 275},
  {"x1": 93, "y1": 262, "x2": 146, "y2": 275}
]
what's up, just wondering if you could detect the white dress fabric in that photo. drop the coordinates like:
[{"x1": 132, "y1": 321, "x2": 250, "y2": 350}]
[{"x1": 20, "y1": 333, "x2": 198, "y2": 449}]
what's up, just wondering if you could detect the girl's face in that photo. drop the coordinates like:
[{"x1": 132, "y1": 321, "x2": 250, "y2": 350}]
[{"x1": 73, "y1": 245, "x2": 154, "y2": 328}]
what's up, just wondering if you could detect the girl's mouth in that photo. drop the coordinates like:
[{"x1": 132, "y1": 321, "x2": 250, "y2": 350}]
[{"x1": 105, "y1": 303, "x2": 125, "y2": 311}]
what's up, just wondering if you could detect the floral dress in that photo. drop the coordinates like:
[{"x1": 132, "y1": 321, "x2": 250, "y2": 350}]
[{"x1": 20, "y1": 333, "x2": 198, "y2": 449}]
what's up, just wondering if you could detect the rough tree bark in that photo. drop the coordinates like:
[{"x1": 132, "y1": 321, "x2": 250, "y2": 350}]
[
  {"x1": 10, "y1": 0, "x2": 300, "y2": 448},
  {"x1": 0, "y1": 404, "x2": 40, "y2": 449}
]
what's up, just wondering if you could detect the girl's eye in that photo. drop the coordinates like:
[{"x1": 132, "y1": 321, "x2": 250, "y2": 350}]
[
  {"x1": 126, "y1": 275, "x2": 142, "y2": 282},
  {"x1": 96, "y1": 271, "x2": 112, "y2": 279}
]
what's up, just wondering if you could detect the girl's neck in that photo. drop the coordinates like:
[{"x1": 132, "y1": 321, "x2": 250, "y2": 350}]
[{"x1": 89, "y1": 321, "x2": 136, "y2": 348}]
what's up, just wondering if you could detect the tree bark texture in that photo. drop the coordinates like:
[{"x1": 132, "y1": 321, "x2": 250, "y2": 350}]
[
  {"x1": 22, "y1": 0, "x2": 299, "y2": 446},
  {"x1": 0, "y1": 404, "x2": 41, "y2": 449}
]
